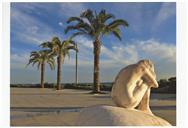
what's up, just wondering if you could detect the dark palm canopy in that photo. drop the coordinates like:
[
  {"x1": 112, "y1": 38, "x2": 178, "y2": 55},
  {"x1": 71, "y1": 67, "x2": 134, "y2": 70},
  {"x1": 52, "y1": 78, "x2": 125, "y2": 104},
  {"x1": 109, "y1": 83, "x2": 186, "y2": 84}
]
[
  {"x1": 40, "y1": 37, "x2": 78, "y2": 90},
  {"x1": 65, "y1": 9, "x2": 128, "y2": 40},
  {"x1": 27, "y1": 50, "x2": 55, "y2": 88},
  {"x1": 65, "y1": 9, "x2": 128, "y2": 93},
  {"x1": 40, "y1": 37, "x2": 78, "y2": 59}
]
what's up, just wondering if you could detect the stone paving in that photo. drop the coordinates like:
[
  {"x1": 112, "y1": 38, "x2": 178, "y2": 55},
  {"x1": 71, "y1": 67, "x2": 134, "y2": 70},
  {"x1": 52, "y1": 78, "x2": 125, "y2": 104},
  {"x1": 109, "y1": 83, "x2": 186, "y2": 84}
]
[{"x1": 10, "y1": 88, "x2": 176, "y2": 126}]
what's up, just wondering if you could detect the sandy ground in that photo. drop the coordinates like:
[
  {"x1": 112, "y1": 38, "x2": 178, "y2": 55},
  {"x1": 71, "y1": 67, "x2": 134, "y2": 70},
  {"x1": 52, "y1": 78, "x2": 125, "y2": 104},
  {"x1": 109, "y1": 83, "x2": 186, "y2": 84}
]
[{"x1": 10, "y1": 88, "x2": 176, "y2": 126}]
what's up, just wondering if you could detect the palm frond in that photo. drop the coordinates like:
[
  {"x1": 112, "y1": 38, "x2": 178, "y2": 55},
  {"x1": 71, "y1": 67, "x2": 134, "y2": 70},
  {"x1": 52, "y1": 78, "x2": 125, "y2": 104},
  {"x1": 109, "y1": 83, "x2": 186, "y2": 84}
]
[
  {"x1": 65, "y1": 22, "x2": 93, "y2": 34},
  {"x1": 98, "y1": 9, "x2": 115, "y2": 23},
  {"x1": 37, "y1": 62, "x2": 41, "y2": 70},
  {"x1": 65, "y1": 25, "x2": 89, "y2": 34},
  {"x1": 108, "y1": 19, "x2": 129, "y2": 29},
  {"x1": 64, "y1": 49, "x2": 70, "y2": 59},
  {"x1": 39, "y1": 41, "x2": 52, "y2": 48},
  {"x1": 52, "y1": 37, "x2": 61, "y2": 46},
  {"x1": 80, "y1": 9, "x2": 94, "y2": 24},
  {"x1": 66, "y1": 9, "x2": 128, "y2": 41},
  {"x1": 112, "y1": 28, "x2": 122, "y2": 40},
  {"x1": 67, "y1": 45, "x2": 78, "y2": 52},
  {"x1": 69, "y1": 32, "x2": 87, "y2": 39},
  {"x1": 47, "y1": 59, "x2": 55, "y2": 70},
  {"x1": 67, "y1": 17, "x2": 84, "y2": 24},
  {"x1": 62, "y1": 40, "x2": 71, "y2": 49},
  {"x1": 27, "y1": 49, "x2": 55, "y2": 71}
]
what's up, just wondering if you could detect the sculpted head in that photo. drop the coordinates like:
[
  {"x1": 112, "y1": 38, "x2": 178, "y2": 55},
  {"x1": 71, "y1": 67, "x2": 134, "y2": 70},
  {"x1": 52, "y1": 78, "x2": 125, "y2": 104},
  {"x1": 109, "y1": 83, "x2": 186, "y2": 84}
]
[
  {"x1": 137, "y1": 60, "x2": 158, "y2": 88},
  {"x1": 137, "y1": 60, "x2": 154, "y2": 70}
]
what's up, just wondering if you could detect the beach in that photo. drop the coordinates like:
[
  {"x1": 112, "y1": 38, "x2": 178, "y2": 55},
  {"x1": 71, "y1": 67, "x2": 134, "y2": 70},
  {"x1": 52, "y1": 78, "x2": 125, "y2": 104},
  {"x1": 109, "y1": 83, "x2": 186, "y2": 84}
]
[{"x1": 10, "y1": 88, "x2": 176, "y2": 126}]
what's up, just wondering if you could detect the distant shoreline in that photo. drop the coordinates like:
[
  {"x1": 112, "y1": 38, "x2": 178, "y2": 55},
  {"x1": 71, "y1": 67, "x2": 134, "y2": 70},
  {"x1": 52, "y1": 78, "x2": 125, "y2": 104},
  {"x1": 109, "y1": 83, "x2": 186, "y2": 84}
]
[{"x1": 10, "y1": 82, "x2": 176, "y2": 94}]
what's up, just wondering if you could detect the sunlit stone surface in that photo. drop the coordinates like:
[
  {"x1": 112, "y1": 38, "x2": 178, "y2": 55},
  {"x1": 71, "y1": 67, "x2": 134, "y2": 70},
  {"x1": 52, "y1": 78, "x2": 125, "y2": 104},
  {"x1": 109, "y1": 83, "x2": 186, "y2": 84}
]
[
  {"x1": 76, "y1": 60, "x2": 172, "y2": 126},
  {"x1": 76, "y1": 105, "x2": 171, "y2": 126}
]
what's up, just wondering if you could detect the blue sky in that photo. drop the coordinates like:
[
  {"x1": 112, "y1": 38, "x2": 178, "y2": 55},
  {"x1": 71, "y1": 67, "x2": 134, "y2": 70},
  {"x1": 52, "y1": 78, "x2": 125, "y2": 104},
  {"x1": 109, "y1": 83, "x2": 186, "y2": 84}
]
[{"x1": 10, "y1": 2, "x2": 176, "y2": 84}]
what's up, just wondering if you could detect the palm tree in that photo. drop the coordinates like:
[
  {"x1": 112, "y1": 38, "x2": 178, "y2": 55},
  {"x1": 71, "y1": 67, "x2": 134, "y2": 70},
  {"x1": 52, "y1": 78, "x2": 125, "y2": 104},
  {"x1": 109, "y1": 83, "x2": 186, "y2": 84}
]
[
  {"x1": 40, "y1": 37, "x2": 78, "y2": 90},
  {"x1": 27, "y1": 50, "x2": 55, "y2": 88},
  {"x1": 65, "y1": 9, "x2": 128, "y2": 93}
]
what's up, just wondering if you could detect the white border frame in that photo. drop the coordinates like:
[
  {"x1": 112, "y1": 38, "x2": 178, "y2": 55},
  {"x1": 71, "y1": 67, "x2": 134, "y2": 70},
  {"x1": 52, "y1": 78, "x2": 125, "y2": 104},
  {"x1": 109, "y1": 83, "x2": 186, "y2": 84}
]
[{"x1": 1, "y1": 0, "x2": 188, "y2": 128}]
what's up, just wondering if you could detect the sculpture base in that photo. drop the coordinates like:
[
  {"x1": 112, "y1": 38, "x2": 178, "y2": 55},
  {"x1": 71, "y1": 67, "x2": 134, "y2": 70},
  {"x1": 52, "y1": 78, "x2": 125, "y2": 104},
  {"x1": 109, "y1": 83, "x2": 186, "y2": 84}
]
[{"x1": 76, "y1": 105, "x2": 171, "y2": 126}]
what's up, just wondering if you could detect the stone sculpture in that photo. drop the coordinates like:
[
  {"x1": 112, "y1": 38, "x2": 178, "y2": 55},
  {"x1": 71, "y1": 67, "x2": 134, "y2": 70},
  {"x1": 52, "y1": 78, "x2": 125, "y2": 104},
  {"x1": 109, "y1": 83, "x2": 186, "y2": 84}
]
[
  {"x1": 76, "y1": 105, "x2": 171, "y2": 126},
  {"x1": 111, "y1": 59, "x2": 158, "y2": 115},
  {"x1": 76, "y1": 60, "x2": 172, "y2": 126}
]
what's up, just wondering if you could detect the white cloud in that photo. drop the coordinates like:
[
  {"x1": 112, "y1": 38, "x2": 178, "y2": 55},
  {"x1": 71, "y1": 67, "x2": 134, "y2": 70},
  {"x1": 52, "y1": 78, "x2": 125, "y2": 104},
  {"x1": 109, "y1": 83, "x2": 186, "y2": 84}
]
[
  {"x1": 11, "y1": 37, "x2": 176, "y2": 82},
  {"x1": 13, "y1": 3, "x2": 86, "y2": 21},
  {"x1": 11, "y1": 3, "x2": 57, "y2": 15},
  {"x1": 59, "y1": 3, "x2": 86, "y2": 17},
  {"x1": 111, "y1": 3, "x2": 144, "y2": 32},
  {"x1": 63, "y1": 36, "x2": 93, "y2": 67},
  {"x1": 113, "y1": 3, "x2": 162, "y2": 33},
  {"x1": 152, "y1": 3, "x2": 176, "y2": 31},
  {"x1": 13, "y1": 32, "x2": 42, "y2": 45},
  {"x1": 58, "y1": 22, "x2": 63, "y2": 27},
  {"x1": 29, "y1": 26, "x2": 39, "y2": 34},
  {"x1": 11, "y1": 53, "x2": 30, "y2": 70},
  {"x1": 138, "y1": 39, "x2": 176, "y2": 63},
  {"x1": 11, "y1": 37, "x2": 176, "y2": 70},
  {"x1": 62, "y1": 36, "x2": 138, "y2": 68},
  {"x1": 11, "y1": 6, "x2": 62, "y2": 45},
  {"x1": 63, "y1": 37, "x2": 176, "y2": 71},
  {"x1": 100, "y1": 43, "x2": 138, "y2": 67},
  {"x1": 11, "y1": 53, "x2": 29, "y2": 63},
  {"x1": 10, "y1": 3, "x2": 176, "y2": 83}
]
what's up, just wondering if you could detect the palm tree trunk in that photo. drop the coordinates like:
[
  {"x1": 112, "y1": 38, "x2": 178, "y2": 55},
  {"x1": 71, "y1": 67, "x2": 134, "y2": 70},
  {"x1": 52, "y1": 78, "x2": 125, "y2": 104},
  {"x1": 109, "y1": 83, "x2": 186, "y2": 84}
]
[
  {"x1": 57, "y1": 55, "x2": 62, "y2": 90},
  {"x1": 75, "y1": 50, "x2": 78, "y2": 86},
  {"x1": 93, "y1": 38, "x2": 101, "y2": 93},
  {"x1": 41, "y1": 62, "x2": 45, "y2": 88}
]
